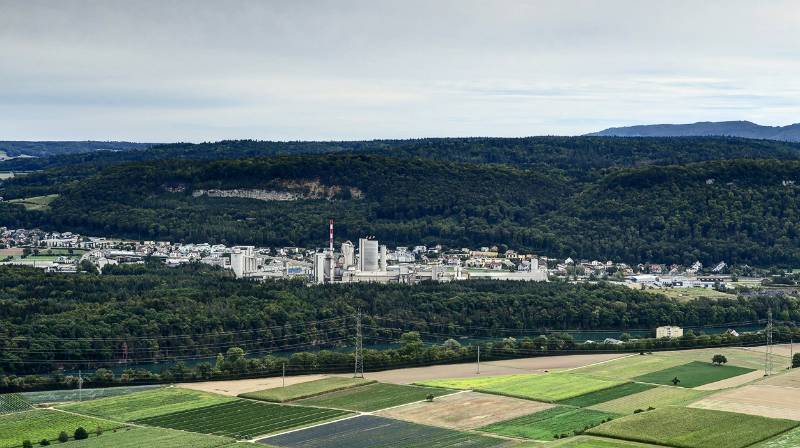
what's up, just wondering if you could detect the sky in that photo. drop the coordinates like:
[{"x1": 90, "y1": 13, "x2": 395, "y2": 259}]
[{"x1": 1, "y1": 0, "x2": 799, "y2": 142}]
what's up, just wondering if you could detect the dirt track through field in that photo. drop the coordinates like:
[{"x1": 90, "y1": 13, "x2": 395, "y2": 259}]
[
  {"x1": 177, "y1": 353, "x2": 625, "y2": 396},
  {"x1": 375, "y1": 390, "x2": 553, "y2": 429},
  {"x1": 690, "y1": 384, "x2": 800, "y2": 420}
]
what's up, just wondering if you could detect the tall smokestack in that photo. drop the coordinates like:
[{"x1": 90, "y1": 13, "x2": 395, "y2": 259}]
[{"x1": 328, "y1": 218, "x2": 334, "y2": 252}]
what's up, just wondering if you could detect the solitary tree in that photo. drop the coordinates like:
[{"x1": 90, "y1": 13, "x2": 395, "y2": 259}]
[
  {"x1": 57, "y1": 432, "x2": 68, "y2": 443},
  {"x1": 793, "y1": 353, "x2": 800, "y2": 369},
  {"x1": 74, "y1": 427, "x2": 88, "y2": 440},
  {"x1": 671, "y1": 376, "x2": 681, "y2": 386},
  {"x1": 712, "y1": 354, "x2": 728, "y2": 365}
]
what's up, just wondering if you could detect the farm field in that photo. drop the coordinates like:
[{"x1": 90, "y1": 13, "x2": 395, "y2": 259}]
[
  {"x1": 59, "y1": 387, "x2": 236, "y2": 421},
  {"x1": 259, "y1": 414, "x2": 510, "y2": 448},
  {"x1": 761, "y1": 368, "x2": 800, "y2": 389},
  {"x1": 297, "y1": 382, "x2": 451, "y2": 412},
  {"x1": 573, "y1": 348, "x2": 775, "y2": 381},
  {"x1": 690, "y1": 384, "x2": 800, "y2": 420},
  {"x1": 239, "y1": 377, "x2": 374, "y2": 402},
  {"x1": 548, "y1": 436, "x2": 665, "y2": 447},
  {"x1": 633, "y1": 361, "x2": 755, "y2": 388},
  {"x1": 22, "y1": 385, "x2": 162, "y2": 404},
  {"x1": 417, "y1": 373, "x2": 626, "y2": 402},
  {"x1": 752, "y1": 426, "x2": 800, "y2": 448},
  {"x1": 587, "y1": 407, "x2": 798, "y2": 448},
  {"x1": 376, "y1": 390, "x2": 554, "y2": 430},
  {"x1": 480, "y1": 406, "x2": 618, "y2": 441},
  {"x1": 137, "y1": 399, "x2": 351, "y2": 438},
  {"x1": 56, "y1": 426, "x2": 238, "y2": 448},
  {"x1": 0, "y1": 409, "x2": 124, "y2": 448},
  {"x1": 647, "y1": 287, "x2": 734, "y2": 301},
  {"x1": 557, "y1": 383, "x2": 655, "y2": 408},
  {"x1": 0, "y1": 393, "x2": 33, "y2": 414},
  {"x1": 589, "y1": 386, "x2": 709, "y2": 415},
  {"x1": 8, "y1": 193, "x2": 60, "y2": 210}
]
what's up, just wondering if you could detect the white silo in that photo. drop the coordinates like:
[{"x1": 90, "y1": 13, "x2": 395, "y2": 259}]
[
  {"x1": 341, "y1": 241, "x2": 355, "y2": 268},
  {"x1": 379, "y1": 245, "x2": 387, "y2": 271}
]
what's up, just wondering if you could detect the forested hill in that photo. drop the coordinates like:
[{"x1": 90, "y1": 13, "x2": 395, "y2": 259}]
[
  {"x1": 3, "y1": 152, "x2": 800, "y2": 266},
  {"x1": 588, "y1": 121, "x2": 800, "y2": 142},
  {"x1": 3, "y1": 136, "x2": 800, "y2": 174},
  {"x1": 0, "y1": 141, "x2": 153, "y2": 160}
]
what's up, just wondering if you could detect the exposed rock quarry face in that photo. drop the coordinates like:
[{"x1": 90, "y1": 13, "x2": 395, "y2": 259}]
[{"x1": 189, "y1": 179, "x2": 364, "y2": 201}]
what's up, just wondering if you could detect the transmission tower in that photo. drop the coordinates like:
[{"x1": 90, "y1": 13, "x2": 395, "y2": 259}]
[
  {"x1": 353, "y1": 309, "x2": 364, "y2": 378},
  {"x1": 765, "y1": 307, "x2": 773, "y2": 376}
]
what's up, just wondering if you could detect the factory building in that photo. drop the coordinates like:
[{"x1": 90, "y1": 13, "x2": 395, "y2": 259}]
[
  {"x1": 230, "y1": 246, "x2": 258, "y2": 278},
  {"x1": 358, "y1": 238, "x2": 380, "y2": 272}
]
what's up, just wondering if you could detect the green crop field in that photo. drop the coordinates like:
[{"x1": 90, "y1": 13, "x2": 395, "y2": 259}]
[
  {"x1": 549, "y1": 436, "x2": 664, "y2": 447},
  {"x1": 633, "y1": 361, "x2": 755, "y2": 388},
  {"x1": 0, "y1": 409, "x2": 124, "y2": 448},
  {"x1": 588, "y1": 386, "x2": 709, "y2": 415},
  {"x1": 138, "y1": 399, "x2": 350, "y2": 439},
  {"x1": 59, "y1": 387, "x2": 236, "y2": 421},
  {"x1": 480, "y1": 406, "x2": 617, "y2": 441},
  {"x1": 22, "y1": 385, "x2": 162, "y2": 404},
  {"x1": 239, "y1": 377, "x2": 374, "y2": 402},
  {"x1": 573, "y1": 348, "x2": 774, "y2": 380},
  {"x1": 418, "y1": 373, "x2": 626, "y2": 402},
  {"x1": 557, "y1": 383, "x2": 655, "y2": 408},
  {"x1": 587, "y1": 407, "x2": 799, "y2": 448},
  {"x1": 56, "y1": 426, "x2": 237, "y2": 448},
  {"x1": 0, "y1": 393, "x2": 33, "y2": 414},
  {"x1": 752, "y1": 426, "x2": 800, "y2": 448},
  {"x1": 297, "y1": 382, "x2": 452, "y2": 412}
]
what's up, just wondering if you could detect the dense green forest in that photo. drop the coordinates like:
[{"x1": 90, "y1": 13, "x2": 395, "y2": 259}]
[
  {"x1": 3, "y1": 145, "x2": 800, "y2": 264},
  {"x1": 0, "y1": 263, "x2": 794, "y2": 379},
  {"x1": 3, "y1": 136, "x2": 800, "y2": 173}
]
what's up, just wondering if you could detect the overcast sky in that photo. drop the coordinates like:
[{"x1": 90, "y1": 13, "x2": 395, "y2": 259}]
[{"x1": 1, "y1": 0, "x2": 798, "y2": 142}]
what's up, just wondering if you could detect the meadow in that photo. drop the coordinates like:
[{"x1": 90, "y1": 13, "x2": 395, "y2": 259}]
[
  {"x1": 417, "y1": 373, "x2": 626, "y2": 402},
  {"x1": 297, "y1": 383, "x2": 451, "y2": 412},
  {"x1": 752, "y1": 426, "x2": 800, "y2": 448},
  {"x1": 8, "y1": 194, "x2": 60, "y2": 211},
  {"x1": 59, "y1": 387, "x2": 236, "y2": 421},
  {"x1": 480, "y1": 406, "x2": 617, "y2": 440},
  {"x1": 633, "y1": 361, "x2": 754, "y2": 388},
  {"x1": 548, "y1": 436, "x2": 665, "y2": 447},
  {"x1": 137, "y1": 399, "x2": 350, "y2": 438},
  {"x1": 239, "y1": 377, "x2": 374, "y2": 402},
  {"x1": 557, "y1": 383, "x2": 655, "y2": 408},
  {"x1": 588, "y1": 386, "x2": 709, "y2": 415},
  {"x1": 587, "y1": 407, "x2": 798, "y2": 448},
  {"x1": 0, "y1": 409, "x2": 124, "y2": 448},
  {"x1": 55, "y1": 426, "x2": 240, "y2": 448}
]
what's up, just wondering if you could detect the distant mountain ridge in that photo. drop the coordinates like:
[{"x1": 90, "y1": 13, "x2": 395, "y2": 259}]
[{"x1": 587, "y1": 121, "x2": 800, "y2": 142}]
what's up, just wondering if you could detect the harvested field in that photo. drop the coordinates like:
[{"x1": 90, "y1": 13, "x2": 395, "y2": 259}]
[
  {"x1": 259, "y1": 415, "x2": 510, "y2": 448},
  {"x1": 138, "y1": 399, "x2": 350, "y2": 439},
  {"x1": 694, "y1": 369, "x2": 765, "y2": 390},
  {"x1": 56, "y1": 426, "x2": 237, "y2": 448},
  {"x1": 589, "y1": 386, "x2": 709, "y2": 415},
  {"x1": 360, "y1": 353, "x2": 627, "y2": 384},
  {"x1": 574, "y1": 348, "x2": 775, "y2": 380},
  {"x1": 481, "y1": 406, "x2": 617, "y2": 441},
  {"x1": 690, "y1": 384, "x2": 800, "y2": 421},
  {"x1": 297, "y1": 382, "x2": 451, "y2": 412},
  {"x1": 557, "y1": 383, "x2": 655, "y2": 407},
  {"x1": 180, "y1": 374, "x2": 327, "y2": 396},
  {"x1": 59, "y1": 387, "x2": 236, "y2": 421},
  {"x1": 417, "y1": 373, "x2": 625, "y2": 402},
  {"x1": 761, "y1": 369, "x2": 800, "y2": 389},
  {"x1": 239, "y1": 377, "x2": 374, "y2": 402},
  {"x1": 376, "y1": 391, "x2": 553, "y2": 430},
  {"x1": 633, "y1": 361, "x2": 754, "y2": 388},
  {"x1": 0, "y1": 409, "x2": 124, "y2": 448},
  {"x1": 587, "y1": 407, "x2": 798, "y2": 448},
  {"x1": 22, "y1": 385, "x2": 162, "y2": 404}
]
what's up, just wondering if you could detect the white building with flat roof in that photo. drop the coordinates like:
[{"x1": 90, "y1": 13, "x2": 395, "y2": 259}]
[{"x1": 656, "y1": 326, "x2": 684, "y2": 339}]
